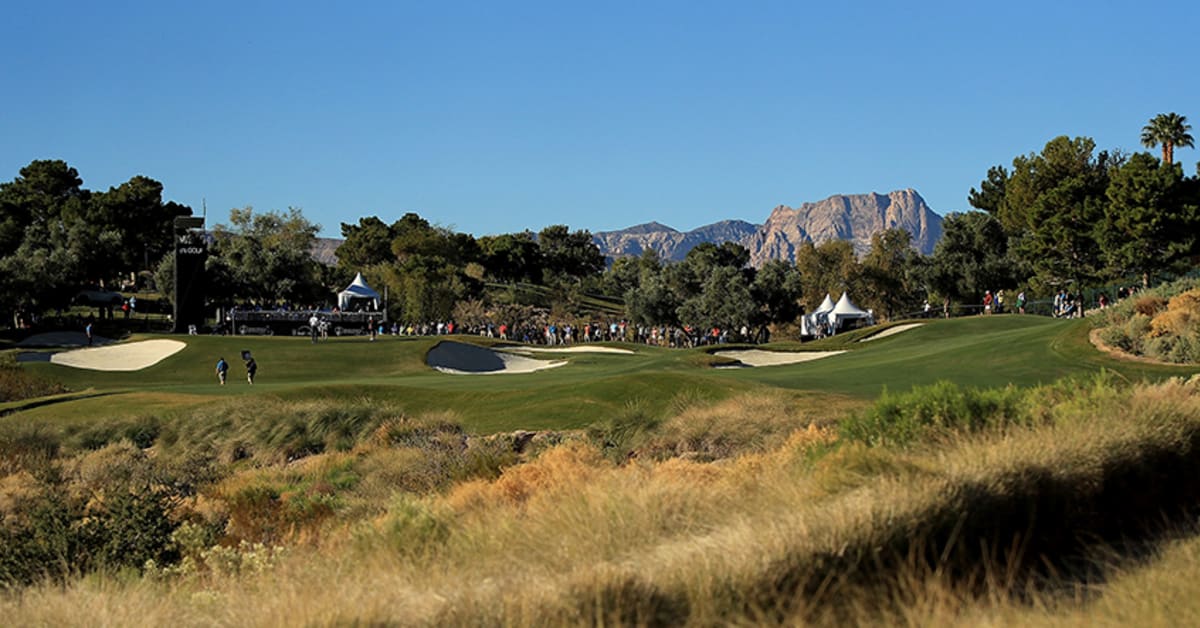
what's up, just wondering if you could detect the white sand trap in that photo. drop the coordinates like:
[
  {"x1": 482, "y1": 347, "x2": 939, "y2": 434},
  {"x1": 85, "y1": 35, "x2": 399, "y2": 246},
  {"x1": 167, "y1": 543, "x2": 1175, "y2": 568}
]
[
  {"x1": 503, "y1": 346, "x2": 634, "y2": 355},
  {"x1": 713, "y1": 349, "x2": 846, "y2": 368},
  {"x1": 50, "y1": 339, "x2": 187, "y2": 371},
  {"x1": 859, "y1": 323, "x2": 924, "y2": 342},
  {"x1": 428, "y1": 341, "x2": 567, "y2": 375}
]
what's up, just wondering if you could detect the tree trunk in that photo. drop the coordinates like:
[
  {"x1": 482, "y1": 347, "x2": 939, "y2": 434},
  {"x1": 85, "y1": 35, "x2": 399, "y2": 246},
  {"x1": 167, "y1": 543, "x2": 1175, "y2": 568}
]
[{"x1": 1165, "y1": 142, "x2": 1174, "y2": 165}]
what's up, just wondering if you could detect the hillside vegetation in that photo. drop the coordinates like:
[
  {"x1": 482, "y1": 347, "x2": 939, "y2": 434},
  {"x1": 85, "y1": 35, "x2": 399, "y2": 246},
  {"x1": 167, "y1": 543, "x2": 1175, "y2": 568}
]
[{"x1": 3, "y1": 315, "x2": 1200, "y2": 625}]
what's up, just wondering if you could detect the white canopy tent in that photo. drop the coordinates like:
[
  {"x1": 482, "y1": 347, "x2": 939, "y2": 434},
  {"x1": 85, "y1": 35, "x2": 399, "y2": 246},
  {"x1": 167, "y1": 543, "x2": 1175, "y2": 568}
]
[
  {"x1": 801, "y1": 294, "x2": 836, "y2": 337},
  {"x1": 828, "y1": 291, "x2": 874, "y2": 330},
  {"x1": 337, "y1": 273, "x2": 381, "y2": 311}
]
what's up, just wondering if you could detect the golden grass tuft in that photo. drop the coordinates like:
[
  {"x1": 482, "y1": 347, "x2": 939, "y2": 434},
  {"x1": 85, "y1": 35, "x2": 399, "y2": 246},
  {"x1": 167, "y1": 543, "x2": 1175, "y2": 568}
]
[
  {"x1": 1150, "y1": 288, "x2": 1200, "y2": 337},
  {"x1": 13, "y1": 380, "x2": 1200, "y2": 625},
  {"x1": 446, "y1": 441, "x2": 610, "y2": 512}
]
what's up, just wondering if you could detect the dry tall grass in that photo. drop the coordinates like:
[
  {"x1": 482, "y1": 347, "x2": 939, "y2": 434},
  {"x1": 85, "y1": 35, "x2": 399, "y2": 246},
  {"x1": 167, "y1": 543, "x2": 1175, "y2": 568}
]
[{"x1": 7, "y1": 380, "x2": 1200, "y2": 625}]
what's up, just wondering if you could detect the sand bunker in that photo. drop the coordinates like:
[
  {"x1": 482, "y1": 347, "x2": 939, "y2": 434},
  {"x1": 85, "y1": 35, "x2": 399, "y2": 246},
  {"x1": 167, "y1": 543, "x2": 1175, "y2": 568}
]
[
  {"x1": 49, "y1": 339, "x2": 187, "y2": 371},
  {"x1": 502, "y1": 346, "x2": 634, "y2": 355},
  {"x1": 859, "y1": 323, "x2": 924, "y2": 342},
  {"x1": 713, "y1": 349, "x2": 845, "y2": 368},
  {"x1": 427, "y1": 341, "x2": 567, "y2": 375}
]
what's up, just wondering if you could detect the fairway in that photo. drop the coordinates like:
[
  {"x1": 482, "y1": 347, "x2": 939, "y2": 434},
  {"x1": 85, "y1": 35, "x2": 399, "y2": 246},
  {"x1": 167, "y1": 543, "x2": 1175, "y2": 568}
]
[{"x1": 9, "y1": 315, "x2": 1199, "y2": 432}]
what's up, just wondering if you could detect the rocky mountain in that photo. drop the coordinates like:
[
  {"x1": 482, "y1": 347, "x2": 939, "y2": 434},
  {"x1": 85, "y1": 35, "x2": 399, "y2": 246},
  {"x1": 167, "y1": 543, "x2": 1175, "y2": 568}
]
[
  {"x1": 592, "y1": 189, "x2": 943, "y2": 266},
  {"x1": 591, "y1": 220, "x2": 759, "y2": 261},
  {"x1": 310, "y1": 237, "x2": 342, "y2": 267}
]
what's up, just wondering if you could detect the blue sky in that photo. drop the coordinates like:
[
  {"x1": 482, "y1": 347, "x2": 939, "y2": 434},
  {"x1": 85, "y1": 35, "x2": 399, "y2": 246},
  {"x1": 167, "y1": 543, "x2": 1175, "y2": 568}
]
[{"x1": 3, "y1": 1, "x2": 1197, "y2": 238}]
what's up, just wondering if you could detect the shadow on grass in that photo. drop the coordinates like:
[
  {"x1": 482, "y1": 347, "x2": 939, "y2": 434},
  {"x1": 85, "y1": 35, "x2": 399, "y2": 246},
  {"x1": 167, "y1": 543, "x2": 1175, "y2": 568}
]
[
  {"x1": 745, "y1": 431, "x2": 1200, "y2": 623},
  {"x1": 0, "y1": 389, "x2": 118, "y2": 418}
]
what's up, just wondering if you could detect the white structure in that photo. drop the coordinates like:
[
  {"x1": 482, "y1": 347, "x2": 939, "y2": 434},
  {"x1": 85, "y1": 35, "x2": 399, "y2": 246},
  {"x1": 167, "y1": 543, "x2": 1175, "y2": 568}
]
[
  {"x1": 337, "y1": 273, "x2": 381, "y2": 311},
  {"x1": 801, "y1": 293, "x2": 836, "y2": 337},
  {"x1": 802, "y1": 292, "x2": 874, "y2": 337},
  {"x1": 828, "y1": 291, "x2": 874, "y2": 330}
]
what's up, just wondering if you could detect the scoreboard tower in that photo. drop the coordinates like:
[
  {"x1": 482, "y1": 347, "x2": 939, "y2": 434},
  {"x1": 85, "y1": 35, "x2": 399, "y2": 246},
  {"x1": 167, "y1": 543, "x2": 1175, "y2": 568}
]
[{"x1": 173, "y1": 216, "x2": 207, "y2": 333}]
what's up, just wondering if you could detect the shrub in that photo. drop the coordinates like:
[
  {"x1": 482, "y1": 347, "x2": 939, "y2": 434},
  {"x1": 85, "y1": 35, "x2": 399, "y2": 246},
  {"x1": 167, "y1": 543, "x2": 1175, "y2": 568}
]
[
  {"x1": 586, "y1": 400, "x2": 661, "y2": 464},
  {"x1": 840, "y1": 381, "x2": 1025, "y2": 446},
  {"x1": 639, "y1": 392, "x2": 817, "y2": 462},
  {"x1": 0, "y1": 427, "x2": 60, "y2": 476},
  {"x1": 0, "y1": 447, "x2": 187, "y2": 588},
  {"x1": 368, "y1": 494, "x2": 450, "y2": 556},
  {"x1": 1133, "y1": 295, "x2": 1169, "y2": 317},
  {"x1": 0, "y1": 353, "x2": 67, "y2": 403}
]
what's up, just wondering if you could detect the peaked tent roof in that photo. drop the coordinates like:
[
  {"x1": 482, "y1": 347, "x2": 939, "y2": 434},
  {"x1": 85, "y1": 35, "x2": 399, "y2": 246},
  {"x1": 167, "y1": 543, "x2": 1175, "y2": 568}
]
[
  {"x1": 338, "y1": 273, "x2": 381, "y2": 309},
  {"x1": 830, "y1": 292, "x2": 868, "y2": 317},
  {"x1": 813, "y1": 294, "x2": 836, "y2": 314}
]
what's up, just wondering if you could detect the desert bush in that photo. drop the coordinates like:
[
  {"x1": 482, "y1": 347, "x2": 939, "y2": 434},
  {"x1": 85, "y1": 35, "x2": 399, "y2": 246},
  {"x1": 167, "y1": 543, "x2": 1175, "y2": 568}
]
[
  {"x1": 1133, "y1": 295, "x2": 1169, "y2": 317},
  {"x1": 0, "y1": 353, "x2": 66, "y2": 403},
  {"x1": 446, "y1": 442, "x2": 610, "y2": 512},
  {"x1": 1099, "y1": 313, "x2": 1151, "y2": 354},
  {"x1": 640, "y1": 391, "x2": 820, "y2": 461},
  {"x1": 586, "y1": 400, "x2": 661, "y2": 463},
  {"x1": 1146, "y1": 334, "x2": 1200, "y2": 364},
  {"x1": 0, "y1": 427, "x2": 60, "y2": 477},
  {"x1": 840, "y1": 381, "x2": 1026, "y2": 446},
  {"x1": 0, "y1": 443, "x2": 189, "y2": 588},
  {"x1": 359, "y1": 494, "x2": 451, "y2": 557}
]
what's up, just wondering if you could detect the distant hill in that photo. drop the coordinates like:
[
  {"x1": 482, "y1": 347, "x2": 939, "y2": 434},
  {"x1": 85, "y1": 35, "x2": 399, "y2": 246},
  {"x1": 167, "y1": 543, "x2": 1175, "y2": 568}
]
[
  {"x1": 310, "y1": 237, "x2": 341, "y2": 266},
  {"x1": 592, "y1": 189, "x2": 944, "y2": 265},
  {"x1": 311, "y1": 190, "x2": 944, "y2": 268}
]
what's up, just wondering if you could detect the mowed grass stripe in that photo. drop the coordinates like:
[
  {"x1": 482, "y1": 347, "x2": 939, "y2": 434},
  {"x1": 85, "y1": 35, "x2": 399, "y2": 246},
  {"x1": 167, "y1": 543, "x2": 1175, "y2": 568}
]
[{"x1": 12, "y1": 316, "x2": 1200, "y2": 432}]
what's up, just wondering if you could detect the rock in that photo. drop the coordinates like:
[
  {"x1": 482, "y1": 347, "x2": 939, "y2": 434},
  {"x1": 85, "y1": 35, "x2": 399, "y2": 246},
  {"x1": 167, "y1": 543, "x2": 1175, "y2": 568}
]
[{"x1": 593, "y1": 189, "x2": 944, "y2": 265}]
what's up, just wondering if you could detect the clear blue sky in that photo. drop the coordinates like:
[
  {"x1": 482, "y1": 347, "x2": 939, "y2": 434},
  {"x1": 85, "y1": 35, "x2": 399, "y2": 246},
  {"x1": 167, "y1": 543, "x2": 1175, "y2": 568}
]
[{"x1": 4, "y1": 1, "x2": 1197, "y2": 238}]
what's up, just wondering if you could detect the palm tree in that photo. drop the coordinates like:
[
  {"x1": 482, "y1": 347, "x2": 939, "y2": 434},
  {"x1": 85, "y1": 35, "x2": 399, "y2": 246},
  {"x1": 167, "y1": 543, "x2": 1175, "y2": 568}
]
[{"x1": 1141, "y1": 112, "x2": 1194, "y2": 165}]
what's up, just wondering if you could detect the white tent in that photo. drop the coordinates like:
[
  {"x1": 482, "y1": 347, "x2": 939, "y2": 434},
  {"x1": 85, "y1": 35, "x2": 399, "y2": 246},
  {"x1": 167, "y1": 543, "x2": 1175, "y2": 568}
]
[
  {"x1": 338, "y1": 273, "x2": 381, "y2": 311},
  {"x1": 801, "y1": 294, "x2": 836, "y2": 337},
  {"x1": 828, "y1": 292, "x2": 874, "y2": 330}
]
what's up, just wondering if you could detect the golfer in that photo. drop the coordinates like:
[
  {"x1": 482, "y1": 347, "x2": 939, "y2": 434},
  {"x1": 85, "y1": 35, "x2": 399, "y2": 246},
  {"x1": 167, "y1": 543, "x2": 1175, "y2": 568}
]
[{"x1": 216, "y1": 357, "x2": 229, "y2": 385}]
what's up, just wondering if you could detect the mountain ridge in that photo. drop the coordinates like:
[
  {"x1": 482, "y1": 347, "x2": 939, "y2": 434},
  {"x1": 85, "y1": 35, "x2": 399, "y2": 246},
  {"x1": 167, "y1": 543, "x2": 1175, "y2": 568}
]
[{"x1": 593, "y1": 189, "x2": 943, "y2": 265}]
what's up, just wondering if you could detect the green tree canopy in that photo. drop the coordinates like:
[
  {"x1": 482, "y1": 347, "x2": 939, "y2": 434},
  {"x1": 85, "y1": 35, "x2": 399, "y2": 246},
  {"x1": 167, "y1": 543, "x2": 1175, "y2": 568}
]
[
  {"x1": 794, "y1": 240, "x2": 860, "y2": 311},
  {"x1": 859, "y1": 228, "x2": 923, "y2": 320},
  {"x1": 923, "y1": 211, "x2": 1017, "y2": 303},
  {"x1": 1101, "y1": 153, "x2": 1200, "y2": 286},
  {"x1": 749, "y1": 259, "x2": 804, "y2": 326},
  {"x1": 207, "y1": 207, "x2": 323, "y2": 305},
  {"x1": 337, "y1": 216, "x2": 397, "y2": 271},
  {"x1": 536, "y1": 225, "x2": 605, "y2": 282},
  {"x1": 479, "y1": 231, "x2": 542, "y2": 284},
  {"x1": 1142, "y1": 112, "x2": 1194, "y2": 165}
]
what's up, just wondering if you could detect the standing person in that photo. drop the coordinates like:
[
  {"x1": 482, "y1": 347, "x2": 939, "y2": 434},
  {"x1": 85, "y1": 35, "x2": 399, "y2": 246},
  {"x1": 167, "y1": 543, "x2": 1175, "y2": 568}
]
[
  {"x1": 996, "y1": 290, "x2": 1005, "y2": 314},
  {"x1": 368, "y1": 317, "x2": 377, "y2": 342},
  {"x1": 983, "y1": 290, "x2": 994, "y2": 315},
  {"x1": 1017, "y1": 290, "x2": 1027, "y2": 314},
  {"x1": 309, "y1": 313, "x2": 320, "y2": 343},
  {"x1": 215, "y1": 357, "x2": 229, "y2": 385},
  {"x1": 245, "y1": 355, "x2": 257, "y2": 385},
  {"x1": 85, "y1": 320, "x2": 94, "y2": 346}
]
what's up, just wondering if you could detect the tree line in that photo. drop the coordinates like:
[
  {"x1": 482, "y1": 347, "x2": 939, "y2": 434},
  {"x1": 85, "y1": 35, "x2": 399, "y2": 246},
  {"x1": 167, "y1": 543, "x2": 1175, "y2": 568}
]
[{"x1": 2, "y1": 113, "x2": 1196, "y2": 335}]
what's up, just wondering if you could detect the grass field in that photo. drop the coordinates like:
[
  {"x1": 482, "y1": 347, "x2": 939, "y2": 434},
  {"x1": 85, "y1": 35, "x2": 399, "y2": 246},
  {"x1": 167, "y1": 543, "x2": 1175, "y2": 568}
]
[
  {"x1": 8, "y1": 314, "x2": 1195, "y2": 430},
  {"x1": 5, "y1": 314, "x2": 1200, "y2": 626}
]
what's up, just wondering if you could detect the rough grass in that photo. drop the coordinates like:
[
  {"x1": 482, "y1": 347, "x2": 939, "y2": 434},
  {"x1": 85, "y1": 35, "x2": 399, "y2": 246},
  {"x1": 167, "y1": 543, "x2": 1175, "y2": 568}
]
[{"x1": 8, "y1": 377, "x2": 1200, "y2": 624}]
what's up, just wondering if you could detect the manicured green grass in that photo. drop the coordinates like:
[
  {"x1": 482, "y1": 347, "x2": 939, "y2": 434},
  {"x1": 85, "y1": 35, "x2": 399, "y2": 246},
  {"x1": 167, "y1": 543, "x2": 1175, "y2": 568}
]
[{"x1": 9, "y1": 315, "x2": 1199, "y2": 433}]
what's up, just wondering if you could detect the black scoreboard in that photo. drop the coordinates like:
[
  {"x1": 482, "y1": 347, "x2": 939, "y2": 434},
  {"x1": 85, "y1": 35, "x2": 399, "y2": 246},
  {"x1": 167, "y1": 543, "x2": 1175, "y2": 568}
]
[{"x1": 173, "y1": 216, "x2": 206, "y2": 333}]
